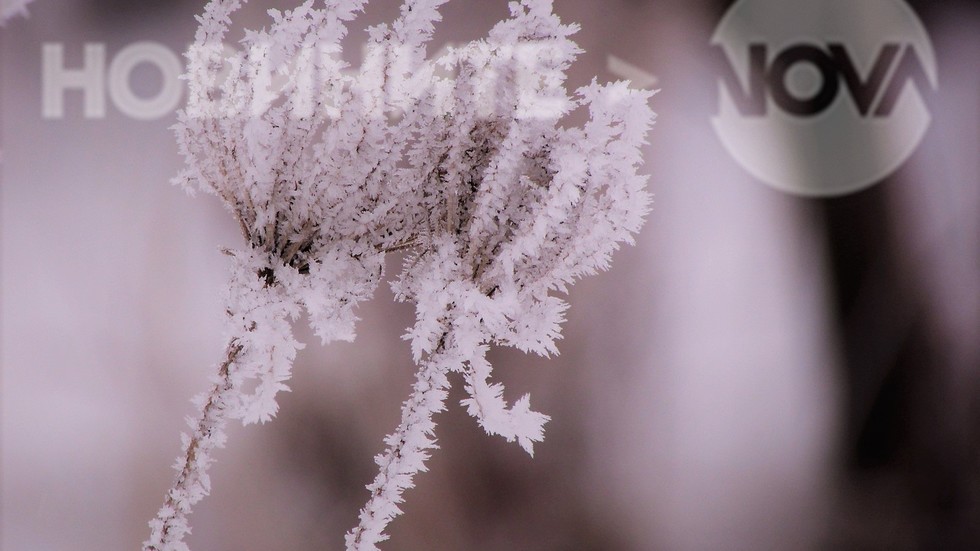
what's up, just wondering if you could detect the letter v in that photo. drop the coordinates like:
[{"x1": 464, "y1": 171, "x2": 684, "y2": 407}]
[{"x1": 828, "y1": 43, "x2": 900, "y2": 117}]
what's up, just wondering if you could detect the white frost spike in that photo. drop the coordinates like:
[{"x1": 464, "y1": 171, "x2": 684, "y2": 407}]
[
  {"x1": 148, "y1": 0, "x2": 654, "y2": 549},
  {"x1": 461, "y1": 347, "x2": 550, "y2": 456}
]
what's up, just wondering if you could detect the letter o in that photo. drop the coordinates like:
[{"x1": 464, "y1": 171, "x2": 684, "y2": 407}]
[
  {"x1": 108, "y1": 42, "x2": 183, "y2": 121},
  {"x1": 769, "y1": 44, "x2": 839, "y2": 116}
]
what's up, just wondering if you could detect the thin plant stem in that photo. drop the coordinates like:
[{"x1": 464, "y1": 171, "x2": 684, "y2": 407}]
[
  {"x1": 145, "y1": 339, "x2": 244, "y2": 551},
  {"x1": 347, "y1": 333, "x2": 454, "y2": 550}
]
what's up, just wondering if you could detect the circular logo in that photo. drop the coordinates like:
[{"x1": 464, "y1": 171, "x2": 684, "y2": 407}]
[{"x1": 711, "y1": 0, "x2": 938, "y2": 197}]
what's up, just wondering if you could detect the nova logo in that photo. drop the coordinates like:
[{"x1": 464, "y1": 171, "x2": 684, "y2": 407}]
[
  {"x1": 719, "y1": 43, "x2": 931, "y2": 118},
  {"x1": 711, "y1": 0, "x2": 938, "y2": 196}
]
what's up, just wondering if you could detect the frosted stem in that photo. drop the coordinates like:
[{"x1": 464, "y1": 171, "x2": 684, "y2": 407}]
[
  {"x1": 346, "y1": 338, "x2": 456, "y2": 550},
  {"x1": 144, "y1": 339, "x2": 243, "y2": 551}
]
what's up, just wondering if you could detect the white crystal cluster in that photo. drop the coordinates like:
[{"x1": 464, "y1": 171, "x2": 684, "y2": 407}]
[{"x1": 146, "y1": 1, "x2": 654, "y2": 549}]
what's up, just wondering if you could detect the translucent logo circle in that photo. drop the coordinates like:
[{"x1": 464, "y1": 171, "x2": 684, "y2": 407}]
[{"x1": 711, "y1": 0, "x2": 938, "y2": 197}]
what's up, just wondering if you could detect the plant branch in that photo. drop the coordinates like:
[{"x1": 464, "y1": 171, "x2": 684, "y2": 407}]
[
  {"x1": 144, "y1": 339, "x2": 244, "y2": 551},
  {"x1": 347, "y1": 331, "x2": 454, "y2": 551}
]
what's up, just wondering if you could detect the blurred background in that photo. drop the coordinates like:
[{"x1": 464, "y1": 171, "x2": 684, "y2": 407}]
[{"x1": 2, "y1": 1, "x2": 978, "y2": 549}]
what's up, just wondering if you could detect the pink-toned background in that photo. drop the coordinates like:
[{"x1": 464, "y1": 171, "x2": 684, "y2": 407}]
[{"x1": 3, "y1": 1, "x2": 978, "y2": 549}]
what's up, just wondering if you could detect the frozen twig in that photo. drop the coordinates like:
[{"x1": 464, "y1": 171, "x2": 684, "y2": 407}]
[{"x1": 145, "y1": 340, "x2": 242, "y2": 551}]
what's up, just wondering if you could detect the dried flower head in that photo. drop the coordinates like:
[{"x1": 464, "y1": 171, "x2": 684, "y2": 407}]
[{"x1": 146, "y1": 1, "x2": 654, "y2": 550}]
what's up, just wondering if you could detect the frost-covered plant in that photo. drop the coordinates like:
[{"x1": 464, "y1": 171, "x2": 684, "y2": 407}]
[{"x1": 144, "y1": 1, "x2": 654, "y2": 550}]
